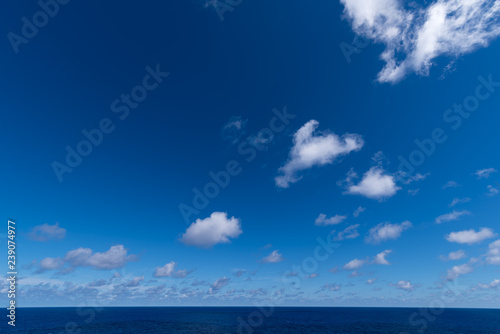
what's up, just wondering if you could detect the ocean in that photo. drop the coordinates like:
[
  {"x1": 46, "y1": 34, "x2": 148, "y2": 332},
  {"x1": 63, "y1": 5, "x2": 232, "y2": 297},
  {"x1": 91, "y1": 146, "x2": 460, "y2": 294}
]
[{"x1": 3, "y1": 307, "x2": 500, "y2": 333}]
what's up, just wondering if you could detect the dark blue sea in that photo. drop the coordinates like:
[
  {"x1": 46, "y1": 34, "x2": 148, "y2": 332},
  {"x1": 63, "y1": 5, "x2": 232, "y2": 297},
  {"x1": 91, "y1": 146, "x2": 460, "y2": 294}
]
[{"x1": 3, "y1": 307, "x2": 500, "y2": 333}]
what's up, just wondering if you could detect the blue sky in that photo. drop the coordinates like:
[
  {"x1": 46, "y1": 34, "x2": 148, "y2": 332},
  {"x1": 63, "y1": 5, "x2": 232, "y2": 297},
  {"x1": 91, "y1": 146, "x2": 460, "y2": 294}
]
[{"x1": 1, "y1": 0, "x2": 500, "y2": 308}]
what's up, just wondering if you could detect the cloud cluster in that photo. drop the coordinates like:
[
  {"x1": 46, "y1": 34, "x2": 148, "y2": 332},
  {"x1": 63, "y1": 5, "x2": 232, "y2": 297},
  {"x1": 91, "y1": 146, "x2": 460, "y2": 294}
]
[
  {"x1": 341, "y1": 0, "x2": 500, "y2": 83},
  {"x1": 37, "y1": 245, "x2": 136, "y2": 273},
  {"x1": 180, "y1": 212, "x2": 242, "y2": 248},
  {"x1": 276, "y1": 120, "x2": 363, "y2": 188}
]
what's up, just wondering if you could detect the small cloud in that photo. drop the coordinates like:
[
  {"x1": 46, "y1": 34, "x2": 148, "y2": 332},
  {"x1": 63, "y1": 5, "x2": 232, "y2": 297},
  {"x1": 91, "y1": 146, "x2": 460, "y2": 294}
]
[
  {"x1": 233, "y1": 269, "x2": 247, "y2": 277},
  {"x1": 373, "y1": 249, "x2": 392, "y2": 265},
  {"x1": 440, "y1": 250, "x2": 466, "y2": 261},
  {"x1": 221, "y1": 116, "x2": 247, "y2": 144},
  {"x1": 353, "y1": 206, "x2": 365, "y2": 218},
  {"x1": 344, "y1": 167, "x2": 400, "y2": 200},
  {"x1": 435, "y1": 210, "x2": 471, "y2": 224},
  {"x1": 154, "y1": 261, "x2": 189, "y2": 278},
  {"x1": 403, "y1": 173, "x2": 430, "y2": 184},
  {"x1": 446, "y1": 228, "x2": 496, "y2": 245},
  {"x1": 367, "y1": 278, "x2": 378, "y2": 285},
  {"x1": 209, "y1": 277, "x2": 230, "y2": 294},
  {"x1": 343, "y1": 258, "x2": 367, "y2": 270},
  {"x1": 449, "y1": 197, "x2": 471, "y2": 207},
  {"x1": 365, "y1": 221, "x2": 412, "y2": 244},
  {"x1": 408, "y1": 189, "x2": 420, "y2": 196},
  {"x1": 333, "y1": 224, "x2": 360, "y2": 241},
  {"x1": 390, "y1": 280, "x2": 417, "y2": 292},
  {"x1": 478, "y1": 279, "x2": 500, "y2": 289},
  {"x1": 180, "y1": 212, "x2": 242, "y2": 248},
  {"x1": 486, "y1": 185, "x2": 499, "y2": 196},
  {"x1": 315, "y1": 214, "x2": 347, "y2": 226},
  {"x1": 443, "y1": 181, "x2": 460, "y2": 189},
  {"x1": 486, "y1": 239, "x2": 500, "y2": 265},
  {"x1": 28, "y1": 222, "x2": 66, "y2": 242},
  {"x1": 275, "y1": 120, "x2": 364, "y2": 188},
  {"x1": 474, "y1": 168, "x2": 497, "y2": 179},
  {"x1": 261, "y1": 250, "x2": 284, "y2": 263},
  {"x1": 446, "y1": 263, "x2": 473, "y2": 281}
]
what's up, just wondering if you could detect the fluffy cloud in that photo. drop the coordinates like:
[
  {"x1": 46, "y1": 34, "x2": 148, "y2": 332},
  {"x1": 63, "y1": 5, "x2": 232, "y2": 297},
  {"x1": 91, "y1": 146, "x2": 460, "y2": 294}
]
[
  {"x1": 435, "y1": 210, "x2": 471, "y2": 224},
  {"x1": 315, "y1": 214, "x2": 347, "y2": 226},
  {"x1": 345, "y1": 167, "x2": 400, "y2": 200},
  {"x1": 449, "y1": 197, "x2": 471, "y2": 207},
  {"x1": 365, "y1": 221, "x2": 412, "y2": 244},
  {"x1": 440, "y1": 250, "x2": 466, "y2": 261},
  {"x1": 486, "y1": 239, "x2": 500, "y2": 265},
  {"x1": 390, "y1": 280, "x2": 416, "y2": 291},
  {"x1": 474, "y1": 168, "x2": 497, "y2": 179},
  {"x1": 37, "y1": 245, "x2": 136, "y2": 273},
  {"x1": 180, "y1": 212, "x2": 242, "y2": 248},
  {"x1": 28, "y1": 222, "x2": 66, "y2": 242},
  {"x1": 373, "y1": 249, "x2": 392, "y2": 265},
  {"x1": 261, "y1": 250, "x2": 284, "y2": 263},
  {"x1": 446, "y1": 228, "x2": 496, "y2": 244},
  {"x1": 344, "y1": 258, "x2": 367, "y2": 270},
  {"x1": 154, "y1": 261, "x2": 189, "y2": 278},
  {"x1": 446, "y1": 263, "x2": 473, "y2": 281},
  {"x1": 275, "y1": 120, "x2": 364, "y2": 188},
  {"x1": 333, "y1": 224, "x2": 360, "y2": 241},
  {"x1": 341, "y1": 0, "x2": 500, "y2": 83}
]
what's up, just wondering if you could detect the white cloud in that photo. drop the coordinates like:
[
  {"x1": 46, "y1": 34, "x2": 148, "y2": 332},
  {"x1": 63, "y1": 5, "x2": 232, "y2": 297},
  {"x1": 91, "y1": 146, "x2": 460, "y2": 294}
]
[
  {"x1": 403, "y1": 173, "x2": 430, "y2": 184},
  {"x1": 474, "y1": 168, "x2": 497, "y2": 179},
  {"x1": 443, "y1": 181, "x2": 460, "y2": 189},
  {"x1": 37, "y1": 245, "x2": 136, "y2": 273},
  {"x1": 478, "y1": 279, "x2": 500, "y2": 289},
  {"x1": 333, "y1": 224, "x2": 360, "y2": 241},
  {"x1": 446, "y1": 227, "x2": 496, "y2": 244},
  {"x1": 28, "y1": 222, "x2": 66, "y2": 242},
  {"x1": 373, "y1": 249, "x2": 392, "y2": 265},
  {"x1": 209, "y1": 277, "x2": 230, "y2": 294},
  {"x1": 367, "y1": 278, "x2": 378, "y2": 284},
  {"x1": 440, "y1": 250, "x2": 466, "y2": 261},
  {"x1": 345, "y1": 167, "x2": 400, "y2": 200},
  {"x1": 366, "y1": 221, "x2": 412, "y2": 244},
  {"x1": 344, "y1": 258, "x2": 367, "y2": 270},
  {"x1": 180, "y1": 212, "x2": 242, "y2": 248},
  {"x1": 435, "y1": 210, "x2": 471, "y2": 224},
  {"x1": 391, "y1": 280, "x2": 416, "y2": 291},
  {"x1": 261, "y1": 250, "x2": 284, "y2": 263},
  {"x1": 275, "y1": 120, "x2": 364, "y2": 188},
  {"x1": 446, "y1": 263, "x2": 473, "y2": 281},
  {"x1": 449, "y1": 197, "x2": 471, "y2": 207},
  {"x1": 486, "y1": 185, "x2": 500, "y2": 196},
  {"x1": 154, "y1": 261, "x2": 188, "y2": 278},
  {"x1": 315, "y1": 214, "x2": 347, "y2": 226},
  {"x1": 221, "y1": 116, "x2": 247, "y2": 144},
  {"x1": 341, "y1": 0, "x2": 500, "y2": 83},
  {"x1": 353, "y1": 206, "x2": 365, "y2": 217},
  {"x1": 486, "y1": 239, "x2": 500, "y2": 265}
]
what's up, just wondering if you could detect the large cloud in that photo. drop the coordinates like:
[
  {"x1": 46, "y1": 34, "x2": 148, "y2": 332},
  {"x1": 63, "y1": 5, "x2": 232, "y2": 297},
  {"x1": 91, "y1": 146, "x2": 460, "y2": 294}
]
[
  {"x1": 341, "y1": 0, "x2": 500, "y2": 83},
  {"x1": 275, "y1": 120, "x2": 363, "y2": 188},
  {"x1": 180, "y1": 212, "x2": 242, "y2": 248}
]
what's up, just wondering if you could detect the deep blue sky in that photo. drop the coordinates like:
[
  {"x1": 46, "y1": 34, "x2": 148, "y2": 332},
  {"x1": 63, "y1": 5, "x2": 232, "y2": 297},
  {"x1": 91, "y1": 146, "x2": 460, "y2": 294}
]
[{"x1": 1, "y1": 0, "x2": 499, "y2": 307}]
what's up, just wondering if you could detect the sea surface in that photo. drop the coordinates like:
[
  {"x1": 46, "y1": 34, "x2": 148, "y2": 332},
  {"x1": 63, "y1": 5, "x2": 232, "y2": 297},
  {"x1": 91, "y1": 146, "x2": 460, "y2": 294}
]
[{"x1": 3, "y1": 307, "x2": 500, "y2": 333}]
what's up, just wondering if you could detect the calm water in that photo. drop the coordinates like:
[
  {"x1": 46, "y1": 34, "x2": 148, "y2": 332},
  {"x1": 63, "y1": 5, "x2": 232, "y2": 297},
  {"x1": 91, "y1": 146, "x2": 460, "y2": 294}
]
[{"x1": 3, "y1": 307, "x2": 500, "y2": 333}]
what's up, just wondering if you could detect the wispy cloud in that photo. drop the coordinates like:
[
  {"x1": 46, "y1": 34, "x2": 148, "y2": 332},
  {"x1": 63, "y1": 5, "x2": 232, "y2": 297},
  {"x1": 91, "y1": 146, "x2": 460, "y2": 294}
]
[
  {"x1": 435, "y1": 210, "x2": 471, "y2": 224},
  {"x1": 449, "y1": 197, "x2": 471, "y2": 207},
  {"x1": 28, "y1": 222, "x2": 66, "y2": 242},
  {"x1": 315, "y1": 214, "x2": 347, "y2": 226},
  {"x1": 474, "y1": 168, "x2": 497, "y2": 179},
  {"x1": 340, "y1": 0, "x2": 500, "y2": 83}
]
